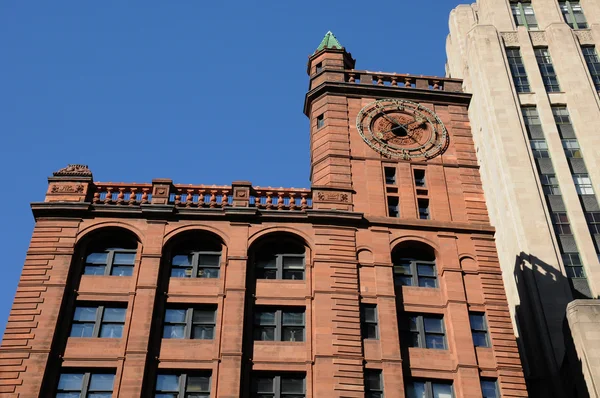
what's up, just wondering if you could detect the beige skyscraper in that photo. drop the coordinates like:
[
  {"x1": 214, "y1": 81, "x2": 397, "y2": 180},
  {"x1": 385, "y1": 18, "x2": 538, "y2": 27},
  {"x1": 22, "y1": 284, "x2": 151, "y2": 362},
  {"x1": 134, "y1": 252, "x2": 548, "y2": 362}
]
[{"x1": 447, "y1": 0, "x2": 600, "y2": 397}]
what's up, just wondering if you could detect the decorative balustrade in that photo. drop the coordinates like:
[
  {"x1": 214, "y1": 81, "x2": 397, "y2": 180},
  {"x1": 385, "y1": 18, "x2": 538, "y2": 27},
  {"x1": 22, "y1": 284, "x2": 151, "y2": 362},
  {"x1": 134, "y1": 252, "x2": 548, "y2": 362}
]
[
  {"x1": 343, "y1": 70, "x2": 463, "y2": 93},
  {"x1": 91, "y1": 183, "x2": 312, "y2": 211}
]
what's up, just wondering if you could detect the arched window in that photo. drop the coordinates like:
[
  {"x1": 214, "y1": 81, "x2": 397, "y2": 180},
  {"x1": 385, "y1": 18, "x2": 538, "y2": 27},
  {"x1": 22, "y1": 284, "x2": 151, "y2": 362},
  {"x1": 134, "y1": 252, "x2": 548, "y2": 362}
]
[
  {"x1": 252, "y1": 235, "x2": 305, "y2": 280},
  {"x1": 169, "y1": 232, "x2": 222, "y2": 279},
  {"x1": 83, "y1": 230, "x2": 137, "y2": 277},
  {"x1": 392, "y1": 241, "x2": 437, "y2": 288}
]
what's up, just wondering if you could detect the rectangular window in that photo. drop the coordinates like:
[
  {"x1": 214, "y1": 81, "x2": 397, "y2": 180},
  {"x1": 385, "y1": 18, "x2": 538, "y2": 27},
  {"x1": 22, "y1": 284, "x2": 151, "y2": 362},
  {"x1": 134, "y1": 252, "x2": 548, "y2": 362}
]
[
  {"x1": 563, "y1": 253, "x2": 585, "y2": 278},
  {"x1": 530, "y1": 140, "x2": 549, "y2": 158},
  {"x1": 171, "y1": 252, "x2": 221, "y2": 279},
  {"x1": 388, "y1": 196, "x2": 399, "y2": 218},
  {"x1": 84, "y1": 249, "x2": 135, "y2": 276},
  {"x1": 535, "y1": 48, "x2": 561, "y2": 92},
  {"x1": 385, "y1": 167, "x2": 396, "y2": 185},
  {"x1": 583, "y1": 46, "x2": 600, "y2": 90},
  {"x1": 585, "y1": 212, "x2": 600, "y2": 234},
  {"x1": 521, "y1": 106, "x2": 544, "y2": 138},
  {"x1": 256, "y1": 252, "x2": 305, "y2": 280},
  {"x1": 155, "y1": 372, "x2": 211, "y2": 398},
  {"x1": 469, "y1": 312, "x2": 490, "y2": 348},
  {"x1": 552, "y1": 212, "x2": 573, "y2": 235},
  {"x1": 511, "y1": 1, "x2": 538, "y2": 30},
  {"x1": 507, "y1": 48, "x2": 531, "y2": 93},
  {"x1": 163, "y1": 307, "x2": 216, "y2": 340},
  {"x1": 315, "y1": 62, "x2": 323, "y2": 74},
  {"x1": 562, "y1": 139, "x2": 582, "y2": 158},
  {"x1": 552, "y1": 106, "x2": 575, "y2": 138},
  {"x1": 394, "y1": 259, "x2": 437, "y2": 288},
  {"x1": 57, "y1": 371, "x2": 115, "y2": 397},
  {"x1": 70, "y1": 305, "x2": 126, "y2": 339},
  {"x1": 560, "y1": 1, "x2": 588, "y2": 29},
  {"x1": 414, "y1": 169, "x2": 426, "y2": 187},
  {"x1": 573, "y1": 174, "x2": 594, "y2": 195},
  {"x1": 406, "y1": 380, "x2": 454, "y2": 398},
  {"x1": 254, "y1": 308, "x2": 305, "y2": 342},
  {"x1": 364, "y1": 369, "x2": 384, "y2": 398},
  {"x1": 361, "y1": 304, "x2": 379, "y2": 339},
  {"x1": 317, "y1": 114, "x2": 324, "y2": 129},
  {"x1": 418, "y1": 199, "x2": 430, "y2": 220},
  {"x1": 540, "y1": 174, "x2": 561, "y2": 195},
  {"x1": 251, "y1": 373, "x2": 305, "y2": 398},
  {"x1": 402, "y1": 314, "x2": 446, "y2": 350},
  {"x1": 481, "y1": 379, "x2": 500, "y2": 398}
]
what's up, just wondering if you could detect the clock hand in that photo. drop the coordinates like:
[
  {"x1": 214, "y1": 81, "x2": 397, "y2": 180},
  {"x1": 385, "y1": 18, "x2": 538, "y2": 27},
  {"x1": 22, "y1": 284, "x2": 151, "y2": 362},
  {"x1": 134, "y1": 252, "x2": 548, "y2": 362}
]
[
  {"x1": 378, "y1": 124, "x2": 406, "y2": 135},
  {"x1": 380, "y1": 113, "x2": 406, "y2": 128}
]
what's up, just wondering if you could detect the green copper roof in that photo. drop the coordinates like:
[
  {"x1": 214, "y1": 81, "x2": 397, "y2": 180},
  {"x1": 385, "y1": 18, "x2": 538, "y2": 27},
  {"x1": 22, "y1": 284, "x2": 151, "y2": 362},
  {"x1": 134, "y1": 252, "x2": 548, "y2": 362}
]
[{"x1": 315, "y1": 31, "x2": 343, "y2": 52}]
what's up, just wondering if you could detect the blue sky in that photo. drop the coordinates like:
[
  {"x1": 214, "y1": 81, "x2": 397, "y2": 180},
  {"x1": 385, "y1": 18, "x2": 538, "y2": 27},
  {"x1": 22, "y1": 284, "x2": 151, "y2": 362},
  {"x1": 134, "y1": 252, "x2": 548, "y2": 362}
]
[{"x1": 0, "y1": 1, "x2": 460, "y2": 335}]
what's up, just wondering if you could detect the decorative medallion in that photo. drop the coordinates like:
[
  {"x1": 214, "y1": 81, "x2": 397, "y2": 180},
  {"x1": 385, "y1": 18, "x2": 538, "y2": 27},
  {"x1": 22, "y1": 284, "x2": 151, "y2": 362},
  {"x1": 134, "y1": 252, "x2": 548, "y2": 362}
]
[{"x1": 356, "y1": 99, "x2": 449, "y2": 160}]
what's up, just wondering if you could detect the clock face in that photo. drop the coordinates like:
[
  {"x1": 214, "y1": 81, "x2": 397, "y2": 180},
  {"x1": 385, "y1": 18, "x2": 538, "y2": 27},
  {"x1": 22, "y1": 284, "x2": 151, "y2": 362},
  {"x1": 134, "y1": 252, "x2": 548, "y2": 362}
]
[{"x1": 356, "y1": 99, "x2": 448, "y2": 160}]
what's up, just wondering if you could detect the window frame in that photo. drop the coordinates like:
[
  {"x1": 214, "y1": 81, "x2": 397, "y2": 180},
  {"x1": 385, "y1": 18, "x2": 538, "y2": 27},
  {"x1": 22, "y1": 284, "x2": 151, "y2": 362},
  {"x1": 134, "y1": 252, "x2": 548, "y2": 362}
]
[
  {"x1": 582, "y1": 46, "x2": 600, "y2": 90},
  {"x1": 254, "y1": 307, "x2": 305, "y2": 342},
  {"x1": 317, "y1": 114, "x2": 325, "y2": 129},
  {"x1": 506, "y1": 48, "x2": 531, "y2": 93},
  {"x1": 251, "y1": 373, "x2": 306, "y2": 398},
  {"x1": 418, "y1": 198, "x2": 430, "y2": 220},
  {"x1": 552, "y1": 212, "x2": 573, "y2": 235},
  {"x1": 69, "y1": 304, "x2": 126, "y2": 339},
  {"x1": 387, "y1": 196, "x2": 400, "y2": 218},
  {"x1": 56, "y1": 371, "x2": 115, "y2": 397},
  {"x1": 585, "y1": 212, "x2": 600, "y2": 235},
  {"x1": 469, "y1": 312, "x2": 490, "y2": 348},
  {"x1": 529, "y1": 139, "x2": 549, "y2": 158},
  {"x1": 559, "y1": 1, "x2": 588, "y2": 29},
  {"x1": 405, "y1": 380, "x2": 454, "y2": 398},
  {"x1": 83, "y1": 247, "x2": 136, "y2": 277},
  {"x1": 393, "y1": 258, "x2": 437, "y2": 288},
  {"x1": 562, "y1": 253, "x2": 585, "y2": 278},
  {"x1": 562, "y1": 139, "x2": 582, "y2": 158},
  {"x1": 573, "y1": 173, "x2": 594, "y2": 195},
  {"x1": 163, "y1": 306, "x2": 217, "y2": 340},
  {"x1": 540, "y1": 174, "x2": 561, "y2": 195},
  {"x1": 170, "y1": 250, "x2": 222, "y2": 279},
  {"x1": 511, "y1": 1, "x2": 538, "y2": 30},
  {"x1": 255, "y1": 251, "x2": 305, "y2": 281},
  {"x1": 414, "y1": 169, "x2": 426, "y2": 187},
  {"x1": 384, "y1": 167, "x2": 397, "y2": 185},
  {"x1": 360, "y1": 304, "x2": 379, "y2": 340},
  {"x1": 364, "y1": 369, "x2": 384, "y2": 398},
  {"x1": 481, "y1": 378, "x2": 500, "y2": 398},
  {"x1": 402, "y1": 314, "x2": 447, "y2": 350},
  {"x1": 155, "y1": 372, "x2": 212, "y2": 397},
  {"x1": 535, "y1": 47, "x2": 561, "y2": 92}
]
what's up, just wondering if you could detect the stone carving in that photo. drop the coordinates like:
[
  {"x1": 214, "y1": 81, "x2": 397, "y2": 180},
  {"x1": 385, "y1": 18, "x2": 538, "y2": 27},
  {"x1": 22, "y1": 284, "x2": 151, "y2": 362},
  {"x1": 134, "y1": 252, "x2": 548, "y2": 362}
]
[
  {"x1": 575, "y1": 30, "x2": 594, "y2": 45},
  {"x1": 53, "y1": 164, "x2": 92, "y2": 177},
  {"x1": 315, "y1": 191, "x2": 350, "y2": 203},
  {"x1": 501, "y1": 32, "x2": 518, "y2": 46},
  {"x1": 530, "y1": 31, "x2": 546, "y2": 46},
  {"x1": 50, "y1": 184, "x2": 85, "y2": 194}
]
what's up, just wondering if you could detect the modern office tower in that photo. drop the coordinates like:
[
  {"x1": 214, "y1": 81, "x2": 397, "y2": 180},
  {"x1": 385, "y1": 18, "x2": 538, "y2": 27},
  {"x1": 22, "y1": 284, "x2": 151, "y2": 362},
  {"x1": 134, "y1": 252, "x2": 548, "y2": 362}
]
[
  {"x1": 447, "y1": 1, "x2": 600, "y2": 396},
  {"x1": 0, "y1": 32, "x2": 525, "y2": 397}
]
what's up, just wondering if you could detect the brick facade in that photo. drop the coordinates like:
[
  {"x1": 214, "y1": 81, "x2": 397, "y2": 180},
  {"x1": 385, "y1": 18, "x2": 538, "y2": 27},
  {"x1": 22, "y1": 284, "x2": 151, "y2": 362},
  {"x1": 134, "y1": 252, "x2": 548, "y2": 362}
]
[{"x1": 0, "y1": 37, "x2": 527, "y2": 397}]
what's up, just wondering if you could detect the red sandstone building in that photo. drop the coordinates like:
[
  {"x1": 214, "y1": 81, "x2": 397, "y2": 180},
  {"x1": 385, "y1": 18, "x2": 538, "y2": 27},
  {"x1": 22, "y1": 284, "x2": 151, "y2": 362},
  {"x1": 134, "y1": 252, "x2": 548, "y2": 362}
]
[{"x1": 0, "y1": 33, "x2": 527, "y2": 397}]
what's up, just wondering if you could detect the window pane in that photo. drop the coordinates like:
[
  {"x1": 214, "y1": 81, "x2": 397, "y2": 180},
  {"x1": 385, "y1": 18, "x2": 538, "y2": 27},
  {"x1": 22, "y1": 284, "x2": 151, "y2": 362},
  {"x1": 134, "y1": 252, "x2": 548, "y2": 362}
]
[
  {"x1": 172, "y1": 255, "x2": 192, "y2": 266},
  {"x1": 406, "y1": 381, "x2": 426, "y2": 398},
  {"x1": 418, "y1": 277, "x2": 437, "y2": 288},
  {"x1": 86, "y1": 252, "x2": 108, "y2": 264},
  {"x1": 423, "y1": 317, "x2": 443, "y2": 333},
  {"x1": 74, "y1": 307, "x2": 97, "y2": 322},
  {"x1": 281, "y1": 377, "x2": 304, "y2": 393},
  {"x1": 257, "y1": 258, "x2": 277, "y2": 269},
  {"x1": 426, "y1": 334, "x2": 446, "y2": 349},
  {"x1": 88, "y1": 393, "x2": 113, "y2": 398},
  {"x1": 255, "y1": 327, "x2": 275, "y2": 341},
  {"x1": 365, "y1": 324, "x2": 378, "y2": 339},
  {"x1": 100, "y1": 324, "x2": 123, "y2": 338},
  {"x1": 283, "y1": 257, "x2": 304, "y2": 269},
  {"x1": 254, "y1": 377, "x2": 274, "y2": 393},
  {"x1": 282, "y1": 327, "x2": 304, "y2": 342},
  {"x1": 58, "y1": 373, "x2": 84, "y2": 391},
  {"x1": 417, "y1": 264, "x2": 435, "y2": 277},
  {"x1": 103, "y1": 308, "x2": 126, "y2": 322},
  {"x1": 481, "y1": 380, "x2": 498, "y2": 398},
  {"x1": 171, "y1": 268, "x2": 189, "y2": 278},
  {"x1": 363, "y1": 306, "x2": 377, "y2": 323},
  {"x1": 192, "y1": 325, "x2": 214, "y2": 339},
  {"x1": 187, "y1": 376, "x2": 210, "y2": 392},
  {"x1": 70, "y1": 323, "x2": 94, "y2": 338},
  {"x1": 89, "y1": 373, "x2": 115, "y2": 391},
  {"x1": 433, "y1": 383, "x2": 453, "y2": 398},
  {"x1": 257, "y1": 269, "x2": 277, "y2": 279},
  {"x1": 165, "y1": 309, "x2": 187, "y2": 323},
  {"x1": 57, "y1": 393, "x2": 81, "y2": 398},
  {"x1": 164, "y1": 325, "x2": 186, "y2": 339},
  {"x1": 113, "y1": 252, "x2": 135, "y2": 265},
  {"x1": 283, "y1": 312, "x2": 304, "y2": 325},
  {"x1": 156, "y1": 374, "x2": 180, "y2": 392},
  {"x1": 283, "y1": 270, "x2": 304, "y2": 280},
  {"x1": 198, "y1": 254, "x2": 220, "y2": 266},
  {"x1": 193, "y1": 310, "x2": 215, "y2": 324},
  {"x1": 408, "y1": 316, "x2": 418, "y2": 331},
  {"x1": 473, "y1": 331, "x2": 489, "y2": 347},
  {"x1": 397, "y1": 276, "x2": 413, "y2": 286},
  {"x1": 469, "y1": 314, "x2": 486, "y2": 330},
  {"x1": 256, "y1": 311, "x2": 276, "y2": 325},
  {"x1": 198, "y1": 267, "x2": 219, "y2": 278},
  {"x1": 111, "y1": 265, "x2": 133, "y2": 276},
  {"x1": 84, "y1": 265, "x2": 106, "y2": 275}
]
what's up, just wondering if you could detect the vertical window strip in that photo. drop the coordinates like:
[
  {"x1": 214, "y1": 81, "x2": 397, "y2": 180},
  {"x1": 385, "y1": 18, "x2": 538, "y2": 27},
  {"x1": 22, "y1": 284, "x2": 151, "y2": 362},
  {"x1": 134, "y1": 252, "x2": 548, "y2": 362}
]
[
  {"x1": 582, "y1": 47, "x2": 600, "y2": 90},
  {"x1": 535, "y1": 48, "x2": 561, "y2": 92},
  {"x1": 507, "y1": 48, "x2": 531, "y2": 92},
  {"x1": 511, "y1": 1, "x2": 538, "y2": 30},
  {"x1": 559, "y1": 1, "x2": 588, "y2": 29}
]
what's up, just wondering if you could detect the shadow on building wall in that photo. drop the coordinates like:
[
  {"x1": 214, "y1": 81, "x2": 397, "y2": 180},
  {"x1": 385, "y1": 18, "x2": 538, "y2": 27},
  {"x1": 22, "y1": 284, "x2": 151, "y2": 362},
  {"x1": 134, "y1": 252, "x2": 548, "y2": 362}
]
[{"x1": 512, "y1": 251, "x2": 592, "y2": 398}]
